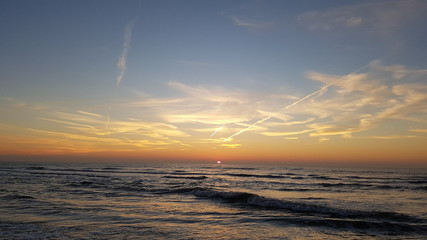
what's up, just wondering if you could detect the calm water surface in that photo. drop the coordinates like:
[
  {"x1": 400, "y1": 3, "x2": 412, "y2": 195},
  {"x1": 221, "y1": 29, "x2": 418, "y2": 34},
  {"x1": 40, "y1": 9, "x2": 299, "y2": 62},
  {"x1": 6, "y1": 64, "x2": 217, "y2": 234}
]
[{"x1": 0, "y1": 162, "x2": 426, "y2": 239}]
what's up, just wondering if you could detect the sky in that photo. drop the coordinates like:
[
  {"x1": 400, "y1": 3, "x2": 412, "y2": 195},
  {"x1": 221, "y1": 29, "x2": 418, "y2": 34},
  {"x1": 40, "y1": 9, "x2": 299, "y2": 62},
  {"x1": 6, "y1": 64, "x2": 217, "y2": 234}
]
[{"x1": 1, "y1": 0, "x2": 427, "y2": 165}]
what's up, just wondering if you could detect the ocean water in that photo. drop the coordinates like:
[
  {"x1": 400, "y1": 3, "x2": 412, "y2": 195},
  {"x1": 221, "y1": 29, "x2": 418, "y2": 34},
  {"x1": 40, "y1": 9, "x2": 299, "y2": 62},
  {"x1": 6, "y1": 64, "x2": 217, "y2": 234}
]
[{"x1": 0, "y1": 162, "x2": 426, "y2": 240}]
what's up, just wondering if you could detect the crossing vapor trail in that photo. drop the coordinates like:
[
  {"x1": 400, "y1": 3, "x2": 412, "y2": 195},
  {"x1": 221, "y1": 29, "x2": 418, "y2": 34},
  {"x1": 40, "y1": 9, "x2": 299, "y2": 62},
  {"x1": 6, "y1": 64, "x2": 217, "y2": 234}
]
[{"x1": 223, "y1": 66, "x2": 368, "y2": 142}]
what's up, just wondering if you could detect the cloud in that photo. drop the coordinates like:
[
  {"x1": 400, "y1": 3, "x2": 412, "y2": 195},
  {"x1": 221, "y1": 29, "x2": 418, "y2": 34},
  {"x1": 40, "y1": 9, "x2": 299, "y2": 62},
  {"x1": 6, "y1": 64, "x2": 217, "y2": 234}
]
[
  {"x1": 229, "y1": 16, "x2": 275, "y2": 30},
  {"x1": 165, "y1": 114, "x2": 248, "y2": 125},
  {"x1": 116, "y1": 20, "x2": 135, "y2": 86},
  {"x1": 1, "y1": 97, "x2": 49, "y2": 111},
  {"x1": 264, "y1": 117, "x2": 316, "y2": 127},
  {"x1": 119, "y1": 61, "x2": 426, "y2": 147},
  {"x1": 361, "y1": 135, "x2": 420, "y2": 140},
  {"x1": 298, "y1": 0, "x2": 427, "y2": 46},
  {"x1": 76, "y1": 110, "x2": 104, "y2": 118},
  {"x1": 299, "y1": 10, "x2": 364, "y2": 31},
  {"x1": 303, "y1": 62, "x2": 427, "y2": 137},
  {"x1": 147, "y1": 82, "x2": 268, "y2": 127},
  {"x1": 257, "y1": 110, "x2": 292, "y2": 122},
  {"x1": 318, "y1": 137, "x2": 330, "y2": 143},
  {"x1": 261, "y1": 129, "x2": 315, "y2": 137},
  {"x1": 298, "y1": 0, "x2": 427, "y2": 30},
  {"x1": 26, "y1": 127, "x2": 172, "y2": 152},
  {"x1": 122, "y1": 81, "x2": 296, "y2": 144},
  {"x1": 39, "y1": 117, "x2": 96, "y2": 130},
  {"x1": 219, "y1": 143, "x2": 241, "y2": 148},
  {"x1": 221, "y1": 61, "x2": 427, "y2": 142},
  {"x1": 410, "y1": 129, "x2": 427, "y2": 133},
  {"x1": 127, "y1": 98, "x2": 186, "y2": 108},
  {"x1": 34, "y1": 110, "x2": 191, "y2": 152},
  {"x1": 223, "y1": 73, "x2": 340, "y2": 141},
  {"x1": 3, "y1": 60, "x2": 426, "y2": 153}
]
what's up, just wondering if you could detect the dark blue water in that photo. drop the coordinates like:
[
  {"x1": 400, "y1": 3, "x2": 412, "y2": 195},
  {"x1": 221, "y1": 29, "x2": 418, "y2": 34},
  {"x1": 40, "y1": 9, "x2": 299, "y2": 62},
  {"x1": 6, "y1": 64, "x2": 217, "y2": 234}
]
[{"x1": 0, "y1": 162, "x2": 426, "y2": 239}]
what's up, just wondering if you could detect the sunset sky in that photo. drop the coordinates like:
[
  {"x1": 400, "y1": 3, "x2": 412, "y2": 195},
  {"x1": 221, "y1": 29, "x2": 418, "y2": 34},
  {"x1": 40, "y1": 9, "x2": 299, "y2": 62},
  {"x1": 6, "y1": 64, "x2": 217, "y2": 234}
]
[{"x1": 1, "y1": 0, "x2": 427, "y2": 165}]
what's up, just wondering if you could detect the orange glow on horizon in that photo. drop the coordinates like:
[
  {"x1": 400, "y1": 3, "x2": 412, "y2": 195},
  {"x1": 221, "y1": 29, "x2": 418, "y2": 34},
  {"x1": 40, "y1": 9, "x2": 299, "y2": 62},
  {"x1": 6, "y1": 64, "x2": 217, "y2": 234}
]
[{"x1": 1, "y1": 1, "x2": 427, "y2": 169}]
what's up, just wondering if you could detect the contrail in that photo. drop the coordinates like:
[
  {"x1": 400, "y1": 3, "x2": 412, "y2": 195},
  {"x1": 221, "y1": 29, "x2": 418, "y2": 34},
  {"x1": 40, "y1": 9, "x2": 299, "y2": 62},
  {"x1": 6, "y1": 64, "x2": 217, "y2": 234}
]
[
  {"x1": 105, "y1": 105, "x2": 111, "y2": 129},
  {"x1": 223, "y1": 65, "x2": 368, "y2": 142},
  {"x1": 107, "y1": 20, "x2": 135, "y2": 130},
  {"x1": 116, "y1": 20, "x2": 135, "y2": 87},
  {"x1": 210, "y1": 124, "x2": 226, "y2": 137}
]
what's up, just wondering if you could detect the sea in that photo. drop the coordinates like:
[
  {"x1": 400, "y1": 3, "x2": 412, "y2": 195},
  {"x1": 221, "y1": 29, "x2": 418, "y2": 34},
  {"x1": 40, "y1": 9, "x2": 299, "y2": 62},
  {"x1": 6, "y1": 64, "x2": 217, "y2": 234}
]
[{"x1": 0, "y1": 161, "x2": 426, "y2": 240}]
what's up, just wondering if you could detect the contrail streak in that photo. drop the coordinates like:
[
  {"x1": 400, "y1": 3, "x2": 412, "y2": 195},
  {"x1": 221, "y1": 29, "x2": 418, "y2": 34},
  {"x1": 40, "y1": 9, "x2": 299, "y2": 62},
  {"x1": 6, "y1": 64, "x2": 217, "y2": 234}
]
[
  {"x1": 223, "y1": 66, "x2": 368, "y2": 142},
  {"x1": 105, "y1": 106, "x2": 111, "y2": 129},
  {"x1": 116, "y1": 20, "x2": 135, "y2": 87},
  {"x1": 210, "y1": 124, "x2": 225, "y2": 137},
  {"x1": 224, "y1": 82, "x2": 333, "y2": 141},
  {"x1": 107, "y1": 19, "x2": 135, "y2": 129}
]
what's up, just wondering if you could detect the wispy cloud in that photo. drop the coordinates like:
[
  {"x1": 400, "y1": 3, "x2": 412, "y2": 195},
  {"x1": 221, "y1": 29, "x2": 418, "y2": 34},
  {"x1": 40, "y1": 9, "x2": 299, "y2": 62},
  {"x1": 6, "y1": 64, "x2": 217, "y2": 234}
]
[
  {"x1": 116, "y1": 20, "x2": 135, "y2": 86},
  {"x1": 303, "y1": 62, "x2": 427, "y2": 138},
  {"x1": 76, "y1": 110, "x2": 104, "y2": 118},
  {"x1": 229, "y1": 16, "x2": 274, "y2": 30},
  {"x1": 4, "y1": 61, "x2": 426, "y2": 153},
  {"x1": 265, "y1": 117, "x2": 316, "y2": 127},
  {"x1": 26, "y1": 127, "x2": 173, "y2": 152},
  {"x1": 410, "y1": 129, "x2": 427, "y2": 133},
  {"x1": 298, "y1": 0, "x2": 427, "y2": 48},
  {"x1": 219, "y1": 143, "x2": 241, "y2": 148},
  {"x1": 124, "y1": 81, "x2": 293, "y2": 142},
  {"x1": 1, "y1": 97, "x2": 49, "y2": 111},
  {"x1": 318, "y1": 137, "x2": 330, "y2": 143},
  {"x1": 298, "y1": 10, "x2": 363, "y2": 31},
  {"x1": 33, "y1": 109, "x2": 191, "y2": 152},
  {"x1": 218, "y1": 61, "x2": 427, "y2": 144},
  {"x1": 223, "y1": 73, "x2": 342, "y2": 141},
  {"x1": 261, "y1": 129, "x2": 316, "y2": 137},
  {"x1": 118, "y1": 61, "x2": 427, "y2": 147},
  {"x1": 361, "y1": 135, "x2": 420, "y2": 140}
]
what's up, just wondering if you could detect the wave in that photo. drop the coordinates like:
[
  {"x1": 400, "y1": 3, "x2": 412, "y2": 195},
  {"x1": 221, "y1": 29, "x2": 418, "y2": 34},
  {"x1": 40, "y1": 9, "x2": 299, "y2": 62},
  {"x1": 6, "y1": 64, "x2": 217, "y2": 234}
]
[
  {"x1": 307, "y1": 174, "x2": 339, "y2": 180},
  {"x1": 318, "y1": 182, "x2": 411, "y2": 191},
  {"x1": 50, "y1": 167, "x2": 209, "y2": 177},
  {"x1": 409, "y1": 180, "x2": 427, "y2": 184},
  {"x1": 345, "y1": 175, "x2": 364, "y2": 179},
  {"x1": 162, "y1": 176, "x2": 208, "y2": 180},
  {"x1": 414, "y1": 186, "x2": 427, "y2": 191},
  {"x1": 279, "y1": 188, "x2": 313, "y2": 192},
  {"x1": 67, "y1": 180, "x2": 98, "y2": 187},
  {"x1": 1, "y1": 194, "x2": 35, "y2": 200},
  {"x1": 168, "y1": 187, "x2": 427, "y2": 234},
  {"x1": 25, "y1": 166, "x2": 46, "y2": 170},
  {"x1": 222, "y1": 167, "x2": 257, "y2": 171},
  {"x1": 28, "y1": 171, "x2": 113, "y2": 179},
  {"x1": 172, "y1": 187, "x2": 425, "y2": 224},
  {"x1": 169, "y1": 171, "x2": 207, "y2": 176},
  {"x1": 224, "y1": 173, "x2": 287, "y2": 179},
  {"x1": 101, "y1": 167, "x2": 122, "y2": 170},
  {"x1": 319, "y1": 182, "x2": 372, "y2": 189},
  {"x1": 261, "y1": 216, "x2": 426, "y2": 235}
]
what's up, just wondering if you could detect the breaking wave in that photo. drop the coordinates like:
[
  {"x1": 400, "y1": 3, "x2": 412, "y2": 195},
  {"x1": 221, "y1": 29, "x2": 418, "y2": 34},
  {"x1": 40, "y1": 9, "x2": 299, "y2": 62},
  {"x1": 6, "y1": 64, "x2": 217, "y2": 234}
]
[{"x1": 171, "y1": 187, "x2": 426, "y2": 234}]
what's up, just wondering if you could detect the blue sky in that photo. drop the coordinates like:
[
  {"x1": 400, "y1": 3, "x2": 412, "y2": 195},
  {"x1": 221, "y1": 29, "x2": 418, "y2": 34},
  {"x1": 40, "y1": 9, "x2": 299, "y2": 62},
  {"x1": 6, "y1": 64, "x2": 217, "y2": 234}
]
[{"x1": 1, "y1": 0, "x2": 427, "y2": 163}]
